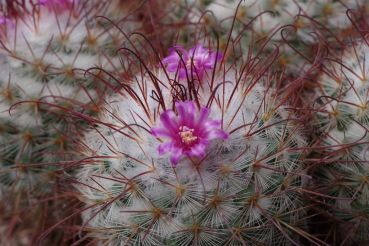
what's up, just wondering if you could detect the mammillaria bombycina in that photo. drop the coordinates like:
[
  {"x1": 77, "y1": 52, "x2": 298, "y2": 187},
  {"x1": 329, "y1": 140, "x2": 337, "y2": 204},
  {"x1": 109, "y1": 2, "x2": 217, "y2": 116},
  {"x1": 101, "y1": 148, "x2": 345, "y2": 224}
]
[
  {"x1": 312, "y1": 41, "x2": 369, "y2": 244},
  {"x1": 0, "y1": 0, "x2": 162, "y2": 244},
  {"x1": 73, "y1": 43, "x2": 319, "y2": 245}
]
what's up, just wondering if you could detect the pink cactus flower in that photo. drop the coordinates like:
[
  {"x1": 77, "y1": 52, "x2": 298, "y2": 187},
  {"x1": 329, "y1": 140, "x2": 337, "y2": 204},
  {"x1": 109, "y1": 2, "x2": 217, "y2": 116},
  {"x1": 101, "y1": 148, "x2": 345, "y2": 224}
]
[
  {"x1": 162, "y1": 44, "x2": 222, "y2": 80},
  {"x1": 151, "y1": 101, "x2": 228, "y2": 166}
]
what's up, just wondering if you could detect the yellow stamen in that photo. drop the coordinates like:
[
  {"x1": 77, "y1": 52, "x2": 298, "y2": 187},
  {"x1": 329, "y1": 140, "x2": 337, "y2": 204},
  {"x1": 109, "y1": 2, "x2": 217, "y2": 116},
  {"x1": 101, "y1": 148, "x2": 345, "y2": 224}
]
[{"x1": 179, "y1": 126, "x2": 198, "y2": 144}]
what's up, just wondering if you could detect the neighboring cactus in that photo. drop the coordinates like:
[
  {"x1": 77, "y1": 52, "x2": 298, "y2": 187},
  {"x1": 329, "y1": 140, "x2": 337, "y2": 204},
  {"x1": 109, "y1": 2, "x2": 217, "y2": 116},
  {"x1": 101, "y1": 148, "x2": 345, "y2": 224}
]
[
  {"x1": 0, "y1": 0, "x2": 110, "y2": 179},
  {"x1": 184, "y1": 0, "x2": 363, "y2": 38},
  {"x1": 74, "y1": 44, "x2": 321, "y2": 245},
  {"x1": 0, "y1": 0, "x2": 165, "y2": 243},
  {"x1": 174, "y1": 0, "x2": 366, "y2": 74},
  {"x1": 312, "y1": 41, "x2": 369, "y2": 244}
]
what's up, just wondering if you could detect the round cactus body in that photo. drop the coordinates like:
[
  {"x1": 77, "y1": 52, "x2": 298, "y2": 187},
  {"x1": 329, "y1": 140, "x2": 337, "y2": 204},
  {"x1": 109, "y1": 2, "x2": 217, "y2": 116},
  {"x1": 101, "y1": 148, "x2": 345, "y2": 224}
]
[
  {"x1": 313, "y1": 41, "x2": 369, "y2": 244},
  {"x1": 74, "y1": 44, "x2": 315, "y2": 245}
]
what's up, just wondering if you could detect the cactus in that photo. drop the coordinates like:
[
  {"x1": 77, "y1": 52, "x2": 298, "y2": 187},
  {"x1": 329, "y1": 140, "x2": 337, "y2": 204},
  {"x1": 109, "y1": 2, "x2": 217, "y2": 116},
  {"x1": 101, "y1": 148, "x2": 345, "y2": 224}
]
[
  {"x1": 312, "y1": 41, "x2": 369, "y2": 244},
  {"x1": 174, "y1": 0, "x2": 367, "y2": 74},
  {"x1": 73, "y1": 43, "x2": 322, "y2": 245},
  {"x1": 1, "y1": 0, "x2": 369, "y2": 244},
  {"x1": 0, "y1": 0, "x2": 162, "y2": 243},
  {"x1": 190, "y1": 0, "x2": 363, "y2": 37},
  {"x1": 0, "y1": 0, "x2": 109, "y2": 181}
]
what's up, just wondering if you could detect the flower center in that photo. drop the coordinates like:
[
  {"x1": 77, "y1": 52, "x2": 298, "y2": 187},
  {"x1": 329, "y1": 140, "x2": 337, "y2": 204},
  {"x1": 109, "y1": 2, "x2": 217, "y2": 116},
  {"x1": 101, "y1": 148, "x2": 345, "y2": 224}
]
[{"x1": 179, "y1": 126, "x2": 198, "y2": 145}]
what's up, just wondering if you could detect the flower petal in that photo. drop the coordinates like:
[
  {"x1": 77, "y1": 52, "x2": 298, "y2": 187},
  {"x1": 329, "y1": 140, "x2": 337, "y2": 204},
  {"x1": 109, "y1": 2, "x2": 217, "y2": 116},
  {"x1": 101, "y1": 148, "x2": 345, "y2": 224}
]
[
  {"x1": 188, "y1": 143, "x2": 207, "y2": 157},
  {"x1": 196, "y1": 107, "x2": 210, "y2": 126},
  {"x1": 162, "y1": 54, "x2": 180, "y2": 65},
  {"x1": 151, "y1": 127, "x2": 172, "y2": 138},
  {"x1": 204, "y1": 119, "x2": 221, "y2": 128},
  {"x1": 178, "y1": 69, "x2": 188, "y2": 79},
  {"x1": 170, "y1": 45, "x2": 187, "y2": 55},
  {"x1": 170, "y1": 147, "x2": 183, "y2": 166},
  {"x1": 160, "y1": 110, "x2": 179, "y2": 132},
  {"x1": 207, "y1": 129, "x2": 229, "y2": 140},
  {"x1": 176, "y1": 101, "x2": 196, "y2": 126},
  {"x1": 158, "y1": 141, "x2": 174, "y2": 155}
]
